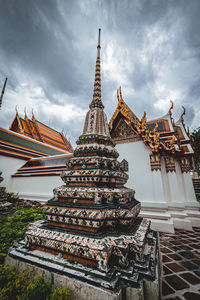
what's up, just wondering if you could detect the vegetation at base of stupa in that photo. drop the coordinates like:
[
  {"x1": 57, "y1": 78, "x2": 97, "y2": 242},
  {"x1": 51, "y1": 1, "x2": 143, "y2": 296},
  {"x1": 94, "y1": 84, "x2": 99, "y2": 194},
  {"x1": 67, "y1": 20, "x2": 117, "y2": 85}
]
[
  {"x1": 191, "y1": 127, "x2": 200, "y2": 173},
  {"x1": 0, "y1": 264, "x2": 70, "y2": 300},
  {"x1": 0, "y1": 207, "x2": 70, "y2": 299},
  {"x1": 0, "y1": 206, "x2": 44, "y2": 263}
]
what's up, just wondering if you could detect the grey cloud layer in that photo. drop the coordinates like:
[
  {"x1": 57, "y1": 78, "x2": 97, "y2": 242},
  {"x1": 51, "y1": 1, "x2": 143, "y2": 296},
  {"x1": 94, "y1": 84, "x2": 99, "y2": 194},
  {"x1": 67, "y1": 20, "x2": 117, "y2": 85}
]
[{"x1": 0, "y1": 0, "x2": 199, "y2": 146}]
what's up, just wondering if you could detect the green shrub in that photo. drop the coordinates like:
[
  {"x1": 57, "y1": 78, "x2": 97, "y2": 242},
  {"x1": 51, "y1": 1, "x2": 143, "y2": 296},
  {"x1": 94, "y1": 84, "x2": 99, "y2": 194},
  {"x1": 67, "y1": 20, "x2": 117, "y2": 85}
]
[
  {"x1": 7, "y1": 192, "x2": 19, "y2": 203},
  {"x1": 0, "y1": 207, "x2": 44, "y2": 260},
  {"x1": 21, "y1": 274, "x2": 52, "y2": 300},
  {"x1": 50, "y1": 286, "x2": 70, "y2": 300},
  {"x1": 0, "y1": 265, "x2": 70, "y2": 300},
  {"x1": 0, "y1": 264, "x2": 33, "y2": 300}
]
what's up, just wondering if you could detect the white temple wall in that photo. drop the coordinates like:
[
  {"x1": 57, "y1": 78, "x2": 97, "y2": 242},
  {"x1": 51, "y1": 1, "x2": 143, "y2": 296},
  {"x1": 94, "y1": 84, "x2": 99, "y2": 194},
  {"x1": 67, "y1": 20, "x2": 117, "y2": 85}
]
[
  {"x1": 183, "y1": 172, "x2": 198, "y2": 204},
  {"x1": 11, "y1": 176, "x2": 63, "y2": 203},
  {"x1": 160, "y1": 157, "x2": 172, "y2": 204},
  {"x1": 0, "y1": 155, "x2": 25, "y2": 189},
  {"x1": 175, "y1": 159, "x2": 187, "y2": 204},
  {"x1": 116, "y1": 141, "x2": 166, "y2": 206},
  {"x1": 0, "y1": 154, "x2": 63, "y2": 203},
  {"x1": 116, "y1": 141, "x2": 200, "y2": 232},
  {"x1": 116, "y1": 141, "x2": 154, "y2": 202}
]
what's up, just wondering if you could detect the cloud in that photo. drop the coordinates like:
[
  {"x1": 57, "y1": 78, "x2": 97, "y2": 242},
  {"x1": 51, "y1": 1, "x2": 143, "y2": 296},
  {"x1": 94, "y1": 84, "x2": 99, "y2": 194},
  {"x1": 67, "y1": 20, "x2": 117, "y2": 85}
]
[{"x1": 0, "y1": 0, "x2": 200, "y2": 148}]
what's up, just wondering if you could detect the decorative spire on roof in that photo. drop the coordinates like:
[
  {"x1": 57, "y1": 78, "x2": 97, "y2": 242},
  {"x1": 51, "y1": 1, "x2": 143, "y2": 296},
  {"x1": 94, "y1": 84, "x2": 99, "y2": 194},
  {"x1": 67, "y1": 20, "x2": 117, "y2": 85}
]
[
  {"x1": 181, "y1": 106, "x2": 186, "y2": 122},
  {"x1": 169, "y1": 100, "x2": 174, "y2": 116},
  {"x1": 117, "y1": 89, "x2": 119, "y2": 101},
  {"x1": 0, "y1": 77, "x2": 7, "y2": 109},
  {"x1": 24, "y1": 108, "x2": 27, "y2": 119},
  {"x1": 119, "y1": 86, "x2": 122, "y2": 99},
  {"x1": 31, "y1": 109, "x2": 35, "y2": 121},
  {"x1": 31, "y1": 109, "x2": 43, "y2": 142}
]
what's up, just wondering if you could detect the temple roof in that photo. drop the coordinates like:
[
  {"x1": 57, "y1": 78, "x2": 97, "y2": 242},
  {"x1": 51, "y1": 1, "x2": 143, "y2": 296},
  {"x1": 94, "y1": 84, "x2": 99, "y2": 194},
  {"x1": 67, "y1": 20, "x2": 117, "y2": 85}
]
[
  {"x1": 0, "y1": 127, "x2": 71, "y2": 160},
  {"x1": 13, "y1": 153, "x2": 73, "y2": 177},
  {"x1": 9, "y1": 111, "x2": 73, "y2": 153},
  {"x1": 109, "y1": 90, "x2": 193, "y2": 155}
]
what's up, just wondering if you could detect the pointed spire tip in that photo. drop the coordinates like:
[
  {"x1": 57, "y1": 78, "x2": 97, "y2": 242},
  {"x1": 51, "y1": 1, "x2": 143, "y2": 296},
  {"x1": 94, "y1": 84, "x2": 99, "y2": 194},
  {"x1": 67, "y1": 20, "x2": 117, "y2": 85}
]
[{"x1": 97, "y1": 28, "x2": 101, "y2": 57}]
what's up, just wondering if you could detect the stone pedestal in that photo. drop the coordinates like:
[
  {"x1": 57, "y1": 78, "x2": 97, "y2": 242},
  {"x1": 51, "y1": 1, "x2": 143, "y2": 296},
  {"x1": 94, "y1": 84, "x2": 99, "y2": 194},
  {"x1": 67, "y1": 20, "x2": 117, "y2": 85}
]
[{"x1": 6, "y1": 239, "x2": 160, "y2": 300}]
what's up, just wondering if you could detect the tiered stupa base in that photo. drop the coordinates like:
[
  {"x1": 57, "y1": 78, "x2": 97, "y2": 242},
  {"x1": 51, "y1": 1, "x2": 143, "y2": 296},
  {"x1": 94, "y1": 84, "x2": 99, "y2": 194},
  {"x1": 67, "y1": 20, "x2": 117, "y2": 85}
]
[{"x1": 8, "y1": 217, "x2": 158, "y2": 293}]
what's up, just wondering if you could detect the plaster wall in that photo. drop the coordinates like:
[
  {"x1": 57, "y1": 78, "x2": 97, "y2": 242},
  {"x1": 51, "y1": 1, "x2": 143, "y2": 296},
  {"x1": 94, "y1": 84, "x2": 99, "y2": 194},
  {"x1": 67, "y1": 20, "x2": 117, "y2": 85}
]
[
  {"x1": 11, "y1": 175, "x2": 63, "y2": 202},
  {"x1": 0, "y1": 155, "x2": 25, "y2": 189},
  {"x1": 0, "y1": 154, "x2": 63, "y2": 202},
  {"x1": 116, "y1": 141, "x2": 200, "y2": 232},
  {"x1": 116, "y1": 141, "x2": 166, "y2": 207}
]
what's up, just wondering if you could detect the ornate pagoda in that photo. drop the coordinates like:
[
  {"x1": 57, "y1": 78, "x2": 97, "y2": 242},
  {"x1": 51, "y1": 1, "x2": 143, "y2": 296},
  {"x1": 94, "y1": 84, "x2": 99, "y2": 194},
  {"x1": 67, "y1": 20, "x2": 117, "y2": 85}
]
[{"x1": 10, "y1": 30, "x2": 158, "y2": 294}]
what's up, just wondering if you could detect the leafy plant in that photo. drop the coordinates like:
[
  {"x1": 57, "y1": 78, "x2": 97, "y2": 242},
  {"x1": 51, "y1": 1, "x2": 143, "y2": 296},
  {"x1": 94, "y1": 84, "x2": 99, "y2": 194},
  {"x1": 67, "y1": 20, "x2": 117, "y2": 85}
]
[
  {"x1": 6, "y1": 192, "x2": 19, "y2": 203},
  {"x1": 0, "y1": 207, "x2": 44, "y2": 262},
  {"x1": 49, "y1": 286, "x2": 70, "y2": 300},
  {"x1": 0, "y1": 265, "x2": 70, "y2": 299},
  {"x1": 21, "y1": 274, "x2": 52, "y2": 300},
  {"x1": 0, "y1": 264, "x2": 33, "y2": 300}
]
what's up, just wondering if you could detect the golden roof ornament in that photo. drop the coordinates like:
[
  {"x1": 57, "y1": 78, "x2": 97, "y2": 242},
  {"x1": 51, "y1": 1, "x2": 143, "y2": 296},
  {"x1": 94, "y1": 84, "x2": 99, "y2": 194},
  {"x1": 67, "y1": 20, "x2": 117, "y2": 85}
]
[
  {"x1": 117, "y1": 89, "x2": 119, "y2": 101},
  {"x1": 119, "y1": 86, "x2": 122, "y2": 100},
  {"x1": 24, "y1": 107, "x2": 28, "y2": 119},
  {"x1": 169, "y1": 100, "x2": 173, "y2": 116},
  {"x1": 181, "y1": 106, "x2": 186, "y2": 122},
  {"x1": 141, "y1": 112, "x2": 147, "y2": 125},
  {"x1": 153, "y1": 122, "x2": 158, "y2": 133}
]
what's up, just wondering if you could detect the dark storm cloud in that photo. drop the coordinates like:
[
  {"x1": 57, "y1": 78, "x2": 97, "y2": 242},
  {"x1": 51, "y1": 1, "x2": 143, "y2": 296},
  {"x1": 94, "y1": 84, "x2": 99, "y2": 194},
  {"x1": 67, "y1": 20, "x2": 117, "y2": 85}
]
[
  {"x1": 0, "y1": 0, "x2": 85, "y2": 97},
  {"x1": 0, "y1": 0, "x2": 200, "y2": 146}
]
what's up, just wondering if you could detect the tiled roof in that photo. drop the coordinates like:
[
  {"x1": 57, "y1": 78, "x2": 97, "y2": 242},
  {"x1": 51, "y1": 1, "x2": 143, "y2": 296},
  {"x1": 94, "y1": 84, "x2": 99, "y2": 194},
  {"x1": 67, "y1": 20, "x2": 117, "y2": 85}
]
[
  {"x1": 0, "y1": 128, "x2": 70, "y2": 160},
  {"x1": 13, "y1": 153, "x2": 73, "y2": 176},
  {"x1": 9, "y1": 112, "x2": 73, "y2": 153},
  {"x1": 109, "y1": 91, "x2": 193, "y2": 155}
]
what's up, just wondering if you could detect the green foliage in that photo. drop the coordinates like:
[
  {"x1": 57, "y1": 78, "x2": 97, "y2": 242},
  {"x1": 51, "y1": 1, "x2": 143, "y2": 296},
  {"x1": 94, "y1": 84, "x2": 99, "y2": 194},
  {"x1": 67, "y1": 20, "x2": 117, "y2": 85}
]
[
  {"x1": 0, "y1": 207, "x2": 44, "y2": 260},
  {"x1": 6, "y1": 192, "x2": 19, "y2": 203},
  {"x1": 0, "y1": 264, "x2": 33, "y2": 300},
  {"x1": 191, "y1": 127, "x2": 200, "y2": 172},
  {"x1": 22, "y1": 274, "x2": 52, "y2": 300},
  {"x1": 49, "y1": 286, "x2": 70, "y2": 300},
  {"x1": 0, "y1": 265, "x2": 70, "y2": 300}
]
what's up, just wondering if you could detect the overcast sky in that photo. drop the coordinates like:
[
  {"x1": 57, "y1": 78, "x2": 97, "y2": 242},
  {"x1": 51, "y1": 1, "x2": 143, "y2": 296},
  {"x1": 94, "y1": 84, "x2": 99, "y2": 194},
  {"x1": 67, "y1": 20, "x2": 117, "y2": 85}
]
[{"x1": 0, "y1": 0, "x2": 199, "y2": 147}]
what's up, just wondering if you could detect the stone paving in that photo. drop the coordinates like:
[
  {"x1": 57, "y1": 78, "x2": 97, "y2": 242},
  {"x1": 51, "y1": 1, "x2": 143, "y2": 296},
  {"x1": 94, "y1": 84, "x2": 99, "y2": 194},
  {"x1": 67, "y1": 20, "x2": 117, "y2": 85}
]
[{"x1": 160, "y1": 227, "x2": 200, "y2": 300}]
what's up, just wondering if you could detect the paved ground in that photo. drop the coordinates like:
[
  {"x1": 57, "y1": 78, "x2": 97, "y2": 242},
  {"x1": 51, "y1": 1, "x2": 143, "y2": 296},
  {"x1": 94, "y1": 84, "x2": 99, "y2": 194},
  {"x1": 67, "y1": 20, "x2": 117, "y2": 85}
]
[{"x1": 160, "y1": 227, "x2": 200, "y2": 300}]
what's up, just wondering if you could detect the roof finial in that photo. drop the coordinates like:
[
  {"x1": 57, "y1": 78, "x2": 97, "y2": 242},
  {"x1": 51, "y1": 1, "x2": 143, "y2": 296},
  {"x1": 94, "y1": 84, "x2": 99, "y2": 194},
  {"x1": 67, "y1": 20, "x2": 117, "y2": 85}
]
[
  {"x1": 117, "y1": 89, "x2": 119, "y2": 101},
  {"x1": 169, "y1": 100, "x2": 173, "y2": 116},
  {"x1": 181, "y1": 106, "x2": 186, "y2": 122},
  {"x1": 24, "y1": 107, "x2": 28, "y2": 119},
  {"x1": 97, "y1": 28, "x2": 101, "y2": 58},
  {"x1": 0, "y1": 77, "x2": 8, "y2": 109},
  {"x1": 119, "y1": 86, "x2": 122, "y2": 99},
  {"x1": 32, "y1": 109, "x2": 35, "y2": 120}
]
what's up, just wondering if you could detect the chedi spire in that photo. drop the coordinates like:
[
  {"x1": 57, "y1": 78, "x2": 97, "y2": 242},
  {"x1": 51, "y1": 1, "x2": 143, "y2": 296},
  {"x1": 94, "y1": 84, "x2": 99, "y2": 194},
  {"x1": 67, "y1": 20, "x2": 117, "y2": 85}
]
[
  {"x1": 90, "y1": 28, "x2": 103, "y2": 110},
  {"x1": 82, "y1": 28, "x2": 110, "y2": 136}
]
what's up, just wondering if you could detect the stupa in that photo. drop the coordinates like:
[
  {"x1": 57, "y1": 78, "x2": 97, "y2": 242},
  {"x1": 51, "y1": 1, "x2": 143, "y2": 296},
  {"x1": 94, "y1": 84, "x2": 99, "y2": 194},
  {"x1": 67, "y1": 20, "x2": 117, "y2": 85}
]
[{"x1": 9, "y1": 30, "x2": 159, "y2": 297}]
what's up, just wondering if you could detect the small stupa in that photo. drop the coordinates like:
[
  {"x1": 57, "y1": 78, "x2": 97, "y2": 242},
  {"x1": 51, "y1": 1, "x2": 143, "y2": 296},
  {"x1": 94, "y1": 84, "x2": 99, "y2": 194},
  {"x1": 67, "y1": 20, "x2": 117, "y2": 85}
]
[{"x1": 10, "y1": 29, "x2": 158, "y2": 295}]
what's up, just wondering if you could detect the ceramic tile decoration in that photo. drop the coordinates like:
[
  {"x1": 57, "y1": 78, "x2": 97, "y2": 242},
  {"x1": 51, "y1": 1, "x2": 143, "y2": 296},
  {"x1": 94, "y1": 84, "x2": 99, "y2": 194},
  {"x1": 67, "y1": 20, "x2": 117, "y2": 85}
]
[{"x1": 12, "y1": 29, "x2": 158, "y2": 292}]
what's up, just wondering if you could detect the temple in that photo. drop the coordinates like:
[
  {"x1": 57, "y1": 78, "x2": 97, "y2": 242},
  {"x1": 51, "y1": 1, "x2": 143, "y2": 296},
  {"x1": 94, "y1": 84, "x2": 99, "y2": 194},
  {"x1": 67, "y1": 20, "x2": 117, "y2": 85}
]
[
  {"x1": 0, "y1": 111, "x2": 73, "y2": 201},
  {"x1": 109, "y1": 89, "x2": 200, "y2": 232},
  {"x1": 9, "y1": 29, "x2": 159, "y2": 298}
]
